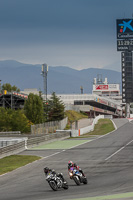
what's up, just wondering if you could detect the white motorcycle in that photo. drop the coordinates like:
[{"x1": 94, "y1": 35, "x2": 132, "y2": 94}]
[
  {"x1": 46, "y1": 172, "x2": 69, "y2": 191},
  {"x1": 69, "y1": 167, "x2": 87, "y2": 186}
]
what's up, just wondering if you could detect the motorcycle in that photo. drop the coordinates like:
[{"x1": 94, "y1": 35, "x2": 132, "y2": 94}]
[
  {"x1": 46, "y1": 172, "x2": 69, "y2": 191},
  {"x1": 69, "y1": 167, "x2": 87, "y2": 186}
]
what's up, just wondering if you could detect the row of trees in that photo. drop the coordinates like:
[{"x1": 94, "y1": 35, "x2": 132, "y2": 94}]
[
  {"x1": 24, "y1": 92, "x2": 65, "y2": 124},
  {"x1": 1, "y1": 83, "x2": 20, "y2": 92},
  {"x1": 0, "y1": 87, "x2": 65, "y2": 133}
]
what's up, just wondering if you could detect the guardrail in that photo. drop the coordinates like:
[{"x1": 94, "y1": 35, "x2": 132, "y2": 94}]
[
  {"x1": 27, "y1": 130, "x2": 70, "y2": 148},
  {"x1": 0, "y1": 141, "x2": 25, "y2": 159},
  {"x1": 0, "y1": 130, "x2": 71, "y2": 159},
  {"x1": 0, "y1": 131, "x2": 21, "y2": 134},
  {"x1": 0, "y1": 138, "x2": 27, "y2": 148}
]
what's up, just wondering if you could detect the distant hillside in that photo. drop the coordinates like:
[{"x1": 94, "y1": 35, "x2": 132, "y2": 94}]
[{"x1": 0, "y1": 60, "x2": 121, "y2": 94}]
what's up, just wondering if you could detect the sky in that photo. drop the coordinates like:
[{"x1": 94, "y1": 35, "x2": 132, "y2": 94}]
[{"x1": 0, "y1": 0, "x2": 133, "y2": 71}]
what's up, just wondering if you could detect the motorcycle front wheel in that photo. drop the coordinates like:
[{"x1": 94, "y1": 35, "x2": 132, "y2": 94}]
[
  {"x1": 73, "y1": 176, "x2": 80, "y2": 185},
  {"x1": 49, "y1": 181, "x2": 58, "y2": 191}
]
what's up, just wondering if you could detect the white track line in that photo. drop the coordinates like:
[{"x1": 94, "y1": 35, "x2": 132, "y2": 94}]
[
  {"x1": 68, "y1": 123, "x2": 117, "y2": 150},
  {"x1": 111, "y1": 119, "x2": 117, "y2": 130},
  {"x1": 105, "y1": 139, "x2": 133, "y2": 161},
  {"x1": 42, "y1": 151, "x2": 61, "y2": 159}
]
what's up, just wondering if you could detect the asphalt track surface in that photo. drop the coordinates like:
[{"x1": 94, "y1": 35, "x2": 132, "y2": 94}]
[{"x1": 1, "y1": 119, "x2": 133, "y2": 200}]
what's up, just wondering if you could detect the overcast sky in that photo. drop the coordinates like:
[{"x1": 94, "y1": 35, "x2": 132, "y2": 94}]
[{"x1": 0, "y1": 0, "x2": 133, "y2": 70}]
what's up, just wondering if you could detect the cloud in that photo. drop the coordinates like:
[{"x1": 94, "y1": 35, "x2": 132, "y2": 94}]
[{"x1": 0, "y1": 0, "x2": 133, "y2": 70}]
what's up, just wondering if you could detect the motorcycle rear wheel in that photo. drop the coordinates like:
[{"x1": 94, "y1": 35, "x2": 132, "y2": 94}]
[
  {"x1": 83, "y1": 177, "x2": 88, "y2": 184},
  {"x1": 63, "y1": 181, "x2": 69, "y2": 189}
]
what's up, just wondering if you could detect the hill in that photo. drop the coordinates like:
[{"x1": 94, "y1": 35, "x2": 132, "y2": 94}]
[{"x1": 0, "y1": 60, "x2": 121, "y2": 94}]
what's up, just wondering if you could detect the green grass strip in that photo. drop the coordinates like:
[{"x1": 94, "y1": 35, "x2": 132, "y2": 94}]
[
  {"x1": 77, "y1": 119, "x2": 115, "y2": 138},
  {"x1": 32, "y1": 139, "x2": 88, "y2": 149},
  {"x1": 0, "y1": 155, "x2": 41, "y2": 175},
  {"x1": 67, "y1": 192, "x2": 133, "y2": 200}
]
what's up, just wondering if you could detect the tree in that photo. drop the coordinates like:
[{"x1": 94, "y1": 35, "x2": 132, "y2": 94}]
[
  {"x1": 12, "y1": 85, "x2": 20, "y2": 92},
  {"x1": 24, "y1": 93, "x2": 44, "y2": 124},
  {"x1": 10, "y1": 110, "x2": 31, "y2": 133},
  {"x1": 0, "y1": 108, "x2": 30, "y2": 133},
  {"x1": 47, "y1": 92, "x2": 65, "y2": 121},
  {"x1": 0, "y1": 108, "x2": 12, "y2": 131},
  {"x1": 2, "y1": 83, "x2": 20, "y2": 92}
]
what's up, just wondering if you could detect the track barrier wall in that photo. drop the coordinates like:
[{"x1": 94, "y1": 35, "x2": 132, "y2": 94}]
[
  {"x1": 0, "y1": 141, "x2": 26, "y2": 159},
  {"x1": 0, "y1": 131, "x2": 70, "y2": 159},
  {"x1": 31, "y1": 117, "x2": 68, "y2": 134},
  {"x1": 0, "y1": 115, "x2": 111, "y2": 158}
]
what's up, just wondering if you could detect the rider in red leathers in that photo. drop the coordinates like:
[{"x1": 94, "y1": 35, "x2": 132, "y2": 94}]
[{"x1": 68, "y1": 160, "x2": 85, "y2": 177}]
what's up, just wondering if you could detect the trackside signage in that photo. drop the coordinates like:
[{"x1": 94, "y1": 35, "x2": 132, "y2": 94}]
[
  {"x1": 94, "y1": 84, "x2": 118, "y2": 91},
  {"x1": 95, "y1": 85, "x2": 108, "y2": 90},
  {"x1": 117, "y1": 19, "x2": 133, "y2": 39}
]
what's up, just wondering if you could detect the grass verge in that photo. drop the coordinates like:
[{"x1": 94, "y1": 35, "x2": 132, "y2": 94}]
[
  {"x1": 75, "y1": 119, "x2": 115, "y2": 138},
  {"x1": 0, "y1": 155, "x2": 41, "y2": 175}
]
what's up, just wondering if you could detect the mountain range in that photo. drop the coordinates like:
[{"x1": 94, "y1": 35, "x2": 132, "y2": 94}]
[{"x1": 0, "y1": 60, "x2": 122, "y2": 94}]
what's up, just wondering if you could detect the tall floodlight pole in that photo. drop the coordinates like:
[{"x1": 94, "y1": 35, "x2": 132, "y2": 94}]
[
  {"x1": 41, "y1": 63, "x2": 48, "y2": 102},
  {"x1": 0, "y1": 80, "x2": 1, "y2": 94}
]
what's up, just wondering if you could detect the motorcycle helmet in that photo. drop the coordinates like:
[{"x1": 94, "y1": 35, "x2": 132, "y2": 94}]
[
  {"x1": 68, "y1": 160, "x2": 73, "y2": 167},
  {"x1": 44, "y1": 167, "x2": 49, "y2": 174}
]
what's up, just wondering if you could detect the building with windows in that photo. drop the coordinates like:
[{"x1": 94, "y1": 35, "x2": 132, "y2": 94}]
[{"x1": 47, "y1": 93, "x2": 123, "y2": 118}]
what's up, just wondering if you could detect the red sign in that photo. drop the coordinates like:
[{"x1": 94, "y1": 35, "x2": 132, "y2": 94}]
[
  {"x1": 95, "y1": 85, "x2": 108, "y2": 90},
  {"x1": 100, "y1": 99, "x2": 108, "y2": 105}
]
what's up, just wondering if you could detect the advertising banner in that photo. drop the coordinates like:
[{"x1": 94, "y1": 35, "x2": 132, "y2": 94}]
[
  {"x1": 117, "y1": 19, "x2": 133, "y2": 39},
  {"x1": 95, "y1": 85, "x2": 108, "y2": 90}
]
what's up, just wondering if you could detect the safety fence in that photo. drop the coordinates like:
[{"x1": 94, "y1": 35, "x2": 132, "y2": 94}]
[
  {"x1": 0, "y1": 130, "x2": 70, "y2": 159},
  {"x1": 31, "y1": 117, "x2": 68, "y2": 134},
  {"x1": 0, "y1": 141, "x2": 26, "y2": 159},
  {"x1": 27, "y1": 130, "x2": 70, "y2": 148},
  {"x1": 0, "y1": 138, "x2": 27, "y2": 148}
]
